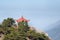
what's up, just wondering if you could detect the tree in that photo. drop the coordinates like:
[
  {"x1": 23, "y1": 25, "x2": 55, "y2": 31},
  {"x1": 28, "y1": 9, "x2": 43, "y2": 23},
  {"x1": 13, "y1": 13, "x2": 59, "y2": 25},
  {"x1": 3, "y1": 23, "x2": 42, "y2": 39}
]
[
  {"x1": 0, "y1": 17, "x2": 50, "y2": 40},
  {"x1": 2, "y1": 18, "x2": 15, "y2": 27},
  {"x1": 18, "y1": 21, "x2": 29, "y2": 32}
]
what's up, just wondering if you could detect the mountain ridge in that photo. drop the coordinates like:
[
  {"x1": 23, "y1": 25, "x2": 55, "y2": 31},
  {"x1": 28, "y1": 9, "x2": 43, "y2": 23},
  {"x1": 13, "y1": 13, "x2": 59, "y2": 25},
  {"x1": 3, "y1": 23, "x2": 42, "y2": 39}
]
[{"x1": 47, "y1": 20, "x2": 60, "y2": 40}]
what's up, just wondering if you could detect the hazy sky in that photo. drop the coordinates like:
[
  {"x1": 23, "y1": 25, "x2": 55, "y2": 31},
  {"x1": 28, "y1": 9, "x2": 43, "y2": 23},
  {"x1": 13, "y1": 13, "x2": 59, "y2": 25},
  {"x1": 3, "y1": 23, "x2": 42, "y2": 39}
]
[{"x1": 0, "y1": 0, "x2": 60, "y2": 31}]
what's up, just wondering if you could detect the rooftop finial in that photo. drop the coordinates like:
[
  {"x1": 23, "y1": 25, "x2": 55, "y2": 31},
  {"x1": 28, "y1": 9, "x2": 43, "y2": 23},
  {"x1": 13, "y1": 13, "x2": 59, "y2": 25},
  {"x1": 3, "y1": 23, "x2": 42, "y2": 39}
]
[{"x1": 21, "y1": 16, "x2": 23, "y2": 18}]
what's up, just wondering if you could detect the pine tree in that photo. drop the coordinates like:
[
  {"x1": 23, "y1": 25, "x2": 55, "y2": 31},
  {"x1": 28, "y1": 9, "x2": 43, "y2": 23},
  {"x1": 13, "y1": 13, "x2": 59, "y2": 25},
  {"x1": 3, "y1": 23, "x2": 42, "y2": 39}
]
[{"x1": 0, "y1": 18, "x2": 51, "y2": 40}]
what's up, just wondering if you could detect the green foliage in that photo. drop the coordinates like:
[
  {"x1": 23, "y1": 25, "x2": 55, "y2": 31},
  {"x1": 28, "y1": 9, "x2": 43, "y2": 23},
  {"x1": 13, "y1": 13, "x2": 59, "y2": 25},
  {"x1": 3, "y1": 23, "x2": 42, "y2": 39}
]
[
  {"x1": 2, "y1": 18, "x2": 15, "y2": 27},
  {"x1": 26, "y1": 30, "x2": 49, "y2": 40},
  {"x1": 18, "y1": 21, "x2": 29, "y2": 32},
  {"x1": 0, "y1": 18, "x2": 50, "y2": 40}
]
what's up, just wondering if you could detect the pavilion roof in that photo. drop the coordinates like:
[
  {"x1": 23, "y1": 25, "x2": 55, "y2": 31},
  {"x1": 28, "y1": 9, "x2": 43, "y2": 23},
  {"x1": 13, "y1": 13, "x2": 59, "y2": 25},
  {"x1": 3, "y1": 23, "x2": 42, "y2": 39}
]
[{"x1": 16, "y1": 16, "x2": 29, "y2": 22}]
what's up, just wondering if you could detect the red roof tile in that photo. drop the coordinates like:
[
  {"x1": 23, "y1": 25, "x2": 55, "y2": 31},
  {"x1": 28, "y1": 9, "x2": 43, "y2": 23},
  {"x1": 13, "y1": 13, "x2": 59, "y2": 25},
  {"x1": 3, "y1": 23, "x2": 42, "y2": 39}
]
[{"x1": 16, "y1": 16, "x2": 29, "y2": 22}]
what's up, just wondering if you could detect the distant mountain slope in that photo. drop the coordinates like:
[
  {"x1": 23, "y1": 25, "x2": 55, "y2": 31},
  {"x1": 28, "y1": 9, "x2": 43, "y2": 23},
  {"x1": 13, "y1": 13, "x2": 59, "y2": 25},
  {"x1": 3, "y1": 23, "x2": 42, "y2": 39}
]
[{"x1": 47, "y1": 21, "x2": 60, "y2": 40}]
